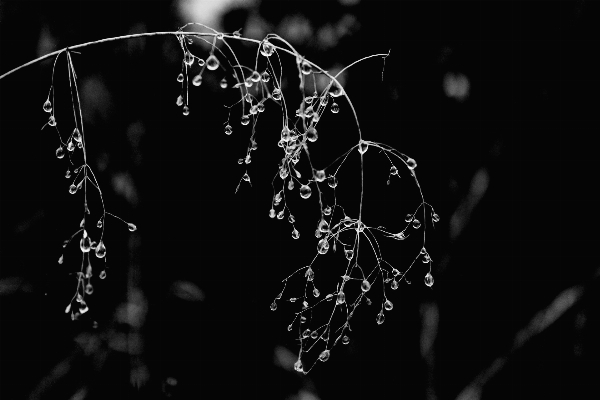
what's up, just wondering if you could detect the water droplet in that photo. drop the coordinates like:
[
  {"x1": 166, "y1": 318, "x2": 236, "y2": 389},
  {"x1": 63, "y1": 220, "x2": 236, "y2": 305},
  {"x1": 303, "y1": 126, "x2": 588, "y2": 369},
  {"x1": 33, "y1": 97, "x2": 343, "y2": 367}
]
[
  {"x1": 412, "y1": 219, "x2": 421, "y2": 229},
  {"x1": 361, "y1": 279, "x2": 371, "y2": 292},
  {"x1": 85, "y1": 283, "x2": 94, "y2": 295},
  {"x1": 302, "y1": 126, "x2": 318, "y2": 142},
  {"x1": 358, "y1": 140, "x2": 369, "y2": 154},
  {"x1": 292, "y1": 228, "x2": 300, "y2": 239},
  {"x1": 269, "y1": 208, "x2": 276, "y2": 218},
  {"x1": 406, "y1": 157, "x2": 417, "y2": 170},
  {"x1": 277, "y1": 210, "x2": 284, "y2": 220},
  {"x1": 391, "y1": 280, "x2": 399, "y2": 290},
  {"x1": 56, "y1": 146, "x2": 65, "y2": 159},
  {"x1": 72, "y1": 127, "x2": 82, "y2": 143},
  {"x1": 128, "y1": 223, "x2": 137, "y2": 232},
  {"x1": 331, "y1": 102, "x2": 340, "y2": 114},
  {"x1": 323, "y1": 206, "x2": 331, "y2": 216},
  {"x1": 79, "y1": 303, "x2": 89, "y2": 314},
  {"x1": 244, "y1": 93, "x2": 252, "y2": 103},
  {"x1": 77, "y1": 141, "x2": 83, "y2": 149},
  {"x1": 257, "y1": 103, "x2": 265, "y2": 113},
  {"x1": 241, "y1": 115, "x2": 250, "y2": 126},
  {"x1": 376, "y1": 312, "x2": 385, "y2": 325},
  {"x1": 260, "y1": 40, "x2": 274, "y2": 57},
  {"x1": 69, "y1": 184, "x2": 77, "y2": 194},
  {"x1": 95, "y1": 241, "x2": 106, "y2": 258},
  {"x1": 344, "y1": 248, "x2": 354, "y2": 260},
  {"x1": 48, "y1": 115, "x2": 56, "y2": 126},
  {"x1": 342, "y1": 335, "x2": 350, "y2": 345},
  {"x1": 424, "y1": 272, "x2": 434, "y2": 287},
  {"x1": 58, "y1": 255, "x2": 64, "y2": 264},
  {"x1": 67, "y1": 140, "x2": 75, "y2": 152},
  {"x1": 65, "y1": 303, "x2": 71, "y2": 313},
  {"x1": 272, "y1": 88, "x2": 281, "y2": 101},
  {"x1": 261, "y1": 71, "x2": 270, "y2": 82},
  {"x1": 224, "y1": 124, "x2": 232, "y2": 135},
  {"x1": 287, "y1": 179, "x2": 294, "y2": 191},
  {"x1": 318, "y1": 219, "x2": 329, "y2": 233},
  {"x1": 390, "y1": 165, "x2": 398, "y2": 175},
  {"x1": 206, "y1": 54, "x2": 219, "y2": 70},
  {"x1": 302, "y1": 329, "x2": 310, "y2": 339},
  {"x1": 43, "y1": 99, "x2": 52, "y2": 113},
  {"x1": 432, "y1": 213, "x2": 440, "y2": 223},
  {"x1": 242, "y1": 172, "x2": 250, "y2": 182},
  {"x1": 279, "y1": 167, "x2": 289, "y2": 180},
  {"x1": 294, "y1": 359, "x2": 304, "y2": 373},
  {"x1": 184, "y1": 51, "x2": 194, "y2": 66},
  {"x1": 287, "y1": 324, "x2": 293, "y2": 331},
  {"x1": 192, "y1": 74, "x2": 203, "y2": 86},
  {"x1": 244, "y1": 78, "x2": 253, "y2": 88},
  {"x1": 329, "y1": 79, "x2": 344, "y2": 97},
  {"x1": 299, "y1": 184, "x2": 312, "y2": 199},
  {"x1": 317, "y1": 238, "x2": 329, "y2": 255},
  {"x1": 220, "y1": 77, "x2": 228, "y2": 89},
  {"x1": 65, "y1": 169, "x2": 71, "y2": 179},
  {"x1": 99, "y1": 270, "x2": 107, "y2": 279},
  {"x1": 384, "y1": 299, "x2": 393, "y2": 311},
  {"x1": 250, "y1": 71, "x2": 261, "y2": 82},
  {"x1": 314, "y1": 169, "x2": 326, "y2": 182},
  {"x1": 310, "y1": 330, "x2": 319, "y2": 339},
  {"x1": 303, "y1": 267, "x2": 314, "y2": 282},
  {"x1": 336, "y1": 291, "x2": 345, "y2": 305},
  {"x1": 182, "y1": 105, "x2": 190, "y2": 116},
  {"x1": 176, "y1": 95, "x2": 183, "y2": 106},
  {"x1": 270, "y1": 301, "x2": 277, "y2": 311},
  {"x1": 301, "y1": 60, "x2": 312, "y2": 75},
  {"x1": 250, "y1": 105, "x2": 258, "y2": 115},
  {"x1": 80, "y1": 235, "x2": 91, "y2": 253},
  {"x1": 177, "y1": 73, "x2": 184, "y2": 83},
  {"x1": 318, "y1": 349, "x2": 330, "y2": 362},
  {"x1": 313, "y1": 288, "x2": 320, "y2": 298}
]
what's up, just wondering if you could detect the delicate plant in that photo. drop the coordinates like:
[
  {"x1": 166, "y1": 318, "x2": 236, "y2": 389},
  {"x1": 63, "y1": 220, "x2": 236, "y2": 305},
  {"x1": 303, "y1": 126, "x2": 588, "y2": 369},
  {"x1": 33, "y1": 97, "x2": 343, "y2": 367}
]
[{"x1": 0, "y1": 22, "x2": 438, "y2": 374}]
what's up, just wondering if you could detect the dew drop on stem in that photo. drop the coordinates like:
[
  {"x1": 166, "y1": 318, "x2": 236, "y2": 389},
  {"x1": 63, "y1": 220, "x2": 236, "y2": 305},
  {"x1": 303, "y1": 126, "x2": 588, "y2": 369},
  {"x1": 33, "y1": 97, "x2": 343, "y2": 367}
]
[
  {"x1": 206, "y1": 54, "x2": 219, "y2": 71},
  {"x1": 56, "y1": 146, "x2": 65, "y2": 159},
  {"x1": 331, "y1": 102, "x2": 339, "y2": 114},
  {"x1": 192, "y1": 74, "x2": 202, "y2": 86},
  {"x1": 127, "y1": 223, "x2": 137, "y2": 232},
  {"x1": 43, "y1": 99, "x2": 52, "y2": 113},
  {"x1": 220, "y1": 77, "x2": 228, "y2": 89}
]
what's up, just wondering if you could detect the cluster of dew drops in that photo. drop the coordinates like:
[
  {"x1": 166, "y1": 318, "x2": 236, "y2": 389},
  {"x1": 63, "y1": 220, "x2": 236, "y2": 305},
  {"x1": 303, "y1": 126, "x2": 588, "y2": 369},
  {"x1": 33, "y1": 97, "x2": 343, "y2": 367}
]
[{"x1": 42, "y1": 74, "x2": 137, "y2": 321}]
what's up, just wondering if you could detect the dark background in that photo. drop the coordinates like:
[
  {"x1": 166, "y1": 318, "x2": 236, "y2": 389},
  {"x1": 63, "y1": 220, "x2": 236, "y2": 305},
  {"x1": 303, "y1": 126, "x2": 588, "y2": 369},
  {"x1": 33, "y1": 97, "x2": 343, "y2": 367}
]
[{"x1": 1, "y1": 1, "x2": 599, "y2": 399}]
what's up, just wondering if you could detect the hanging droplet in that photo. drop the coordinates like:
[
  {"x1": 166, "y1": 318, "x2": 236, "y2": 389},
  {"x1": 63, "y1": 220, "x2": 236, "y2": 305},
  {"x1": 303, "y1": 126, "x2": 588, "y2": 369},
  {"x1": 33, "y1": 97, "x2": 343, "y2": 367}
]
[
  {"x1": 77, "y1": 141, "x2": 83, "y2": 149},
  {"x1": 244, "y1": 93, "x2": 253, "y2": 103},
  {"x1": 314, "y1": 169, "x2": 326, "y2": 182},
  {"x1": 80, "y1": 235, "x2": 91, "y2": 253},
  {"x1": 287, "y1": 324, "x2": 293, "y2": 331},
  {"x1": 432, "y1": 213, "x2": 440, "y2": 223},
  {"x1": 344, "y1": 248, "x2": 354, "y2": 260},
  {"x1": 242, "y1": 172, "x2": 250, "y2": 182},
  {"x1": 224, "y1": 124, "x2": 232, "y2": 135},
  {"x1": 336, "y1": 291, "x2": 345, "y2": 305},
  {"x1": 305, "y1": 267, "x2": 314, "y2": 281},
  {"x1": 260, "y1": 40, "x2": 274, "y2": 57},
  {"x1": 65, "y1": 169, "x2": 71, "y2": 179},
  {"x1": 292, "y1": 228, "x2": 300, "y2": 239},
  {"x1": 72, "y1": 127, "x2": 82, "y2": 143},
  {"x1": 250, "y1": 71, "x2": 261, "y2": 82},
  {"x1": 342, "y1": 335, "x2": 350, "y2": 345},
  {"x1": 257, "y1": 103, "x2": 265, "y2": 113},
  {"x1": 384, "y1": 299, "x2": 393, "y2": 311},
  {"x1": 406, "y1": 157, "x2": 417, "y2": 170},
  {"x1": 376, "y1": 312, "x2": 385, "y2": 325},
  {"x1": 220, "y1": 77, "x2": 228, "y2": 89},
  {"x1": 58, "y1": 255, "x2": 64, "y2": 264},
  {"x1": 176, "y1": 95, "x2": 183, "y2": 106},
  {"x1": 390, "y1": 165, "x2": 398, "y2": 176},
  {"x1": 303, "y1": 127, "x2": 318, "y2": 142},
  {"x1": 270, "y1": 301, "x2": 277, "y2": 311},
  {"x1": 261, "y1": 71, "x2": 270, "y2": 82},
  {"x1": 95, "y1": 241, "x2": 106, "y2": 258},
  {"x1": 43, "y1": 99, "x2": 52, "y2": 113},
  {"x1": 69, "y1": 184, "x2": 77, "y2": 194},
  {"x1": 250, "y1": 105, "x2": 258, "y2": 115},
  {"x1": 317, "y1": 238, "x2": 329, "y2": 255},
  {"x1": 323, "y1": 206, "x2": 331, "y2": 216},
  {"x1": 301, "y1": 60, "x2": 312, "y2": 75},
  {"x1": 49, "y1": 115, "x2": 57, "y2": 126},
  {"x1": 331, "y1": 102, "x2": 340, "y2": 114},
  {"x1": 65, "y1": 303, "x2": 71, "y2": 313},
  {"x1": 412, "y1": 219, "x2": 421, "y2": 229},
  {"x1": 310, "y1": 330, "x2": 319, "y2": 339},
  {"x1": 85, "y1": 283, "x2": 94, "y2": 295},
  {"x1": 67, "y1": 140, "x2": 75, "y2": 152},
  {"x1": 358, "y1": 140, "x2": 369, "y2": 154},
  {"x1": 206, "y1": 54, "x2": 219, "y2": 70},
  {"x1": 56, "y1": 146, "x2": 65, "y2": 159},
  {"x1": 424, "y1": 272, "x2": 434, "y2": 287},
  {"x1": 299, "y1": 184, "x2": 312, "y2": 199},
  {"x1": 80, "y1": 217, "x2": 85, "y2": 228},
  {"x1": 184, "y1": 51, "x2": 194, "y2": 66},
  {"x1": 318, "y1": 219, "x2": 329, "y2": 233},
  {"x1": 182, "y1": 105, "x2": 190, "y2": 116},
  {"x1": 277, "y1": 210, "x2": 284, "y2": 220},
  {"x1": 329, "y1": 79, "x2": 344, "y2": 97},
  {"x1": 318, "y1": 349, "x2": 330, "y2": 362},
  {"x1": 192, "y1": 74, "x2": 203, "y2": 86},
  {"x1": 177, "y1": 73, "x2": 184, "y2": 83},
  {"x1": 405, "y1": 214, "x2": 413, "y2": 223},
  {"x1": 361, "y1": 279, "x2": 371, "y2": 292},
  {"x1": 241, "y1": 115, "x2": 250, "y2": 126},
  {"x1": 79, "y1": 303, "x2": 89, "y2": 314},
  {"x1": 272, "y1": 88, "x2": 282, "y2": 101},
  {"x1": 287, "y1": 179, "x2": 294, "y2": 191},
  {"x1": 313, "y1": 288, "x2": 320, "y2": 298},
  {"x1": 391, "y1": 280, "x2": 399, "y2": 290},
  {"x1": 244, "y1": 78, "x2": 253, "y2": 88},
  {"x1": 294, "y1": 359, "x2": 304, "y2": 373},
  {"x1": 302, "y1": 329, "x2": 310, "y2": 339},
  {"x1": 127, "y1": 223, "x2": 137, "y2": 232},
  {"x1": 269, "y1": 208, "x2": 276, "y2": 218}
]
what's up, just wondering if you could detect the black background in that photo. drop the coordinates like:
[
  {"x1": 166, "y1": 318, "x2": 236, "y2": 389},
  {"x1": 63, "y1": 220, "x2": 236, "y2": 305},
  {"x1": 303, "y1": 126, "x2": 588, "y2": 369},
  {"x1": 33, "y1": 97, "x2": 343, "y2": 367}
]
[{"x1": 1, "y1": 1, "x2": 599, "y2": 399}]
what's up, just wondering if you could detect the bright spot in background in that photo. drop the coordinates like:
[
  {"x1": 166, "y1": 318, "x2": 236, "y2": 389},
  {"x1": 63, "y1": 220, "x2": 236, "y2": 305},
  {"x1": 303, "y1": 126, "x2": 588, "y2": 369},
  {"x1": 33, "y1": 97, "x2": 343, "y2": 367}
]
[
  {"x1": 178, "y1": 0, "x2": 256, "y2": 31},
  {"x1": 443, "y1": 72, "x2": 470, "y2": 102}
]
